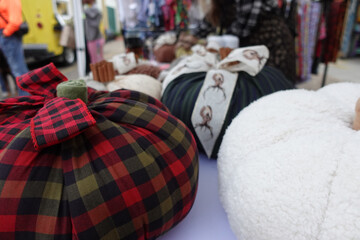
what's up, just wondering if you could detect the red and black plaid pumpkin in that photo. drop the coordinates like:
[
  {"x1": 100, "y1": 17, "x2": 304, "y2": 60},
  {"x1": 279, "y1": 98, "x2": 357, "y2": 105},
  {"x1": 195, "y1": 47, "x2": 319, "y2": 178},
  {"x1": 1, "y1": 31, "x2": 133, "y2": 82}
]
[{"x1": 0, "y1": 63, "x2": 198, "y2": 240}]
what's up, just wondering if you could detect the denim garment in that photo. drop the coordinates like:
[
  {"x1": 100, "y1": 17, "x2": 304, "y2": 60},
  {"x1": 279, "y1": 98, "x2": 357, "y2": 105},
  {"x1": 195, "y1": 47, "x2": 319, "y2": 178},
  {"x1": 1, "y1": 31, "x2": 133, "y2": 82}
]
[
  {"x1": 0, "y1": 73, "x2": 7, "y2": 93},
  {"x1": 0, "y1": 29, "x2": 29, "y2": 96}
]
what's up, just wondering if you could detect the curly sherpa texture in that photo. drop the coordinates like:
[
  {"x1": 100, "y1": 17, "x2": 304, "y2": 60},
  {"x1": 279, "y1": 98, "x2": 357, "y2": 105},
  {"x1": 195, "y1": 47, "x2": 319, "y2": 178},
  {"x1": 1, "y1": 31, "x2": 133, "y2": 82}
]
[
  {"x1": 107, "y1": 74, "x2": 162, "y2": 100},
  {"x1": 218, "y1": 82, "x2": 360, "y2": 240}
]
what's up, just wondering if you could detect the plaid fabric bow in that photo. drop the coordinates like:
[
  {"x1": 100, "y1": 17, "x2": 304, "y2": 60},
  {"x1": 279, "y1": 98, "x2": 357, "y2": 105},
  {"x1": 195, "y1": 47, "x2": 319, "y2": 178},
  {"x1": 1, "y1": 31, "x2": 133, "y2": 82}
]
[
  {"x1": 0, "y1": 63, "x2": 199, "y2": 240},
  {"x1": 0, "y1": 63, "x2": 96, "y2": 150}
]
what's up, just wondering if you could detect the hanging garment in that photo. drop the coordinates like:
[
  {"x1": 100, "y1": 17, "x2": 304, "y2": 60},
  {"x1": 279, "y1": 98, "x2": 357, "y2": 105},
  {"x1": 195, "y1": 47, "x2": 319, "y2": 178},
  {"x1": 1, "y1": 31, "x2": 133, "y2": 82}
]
[
  {"x1": 280, "y1": 0, "x2": 298, "y2": 37},
  {"x1": 306, "y1": 2, "x2": 321, "y2": 80},
  {"x1": 137, "y1": 0, "x2": 150, "y2": 26},
  {"x1": 311, "y1": 15, "x2": 327, "y2": 75},
  {"x1": 341, "y1": 0, "x2": 358, "y2": 57},
  {"x1": 297, "y1": 0, "x2": 322, "y2": 82},
  {"x1": 229, "y1": 0, "x2": 278, "y2": 38},
  {"x1": 300, "y1": 1, "x2": 310, "y2": 81},
  {"x1": 240, "y1": 12, "x2": 297, "y2": 83},
  {"x1": 161, "y1": 0, "x2": 176, "y2": 30},
  {"x1": 323, "y1": 0, "x2": 348, "y2": 63},
  {"x1": 175, "y1": 0, "x2": 191, "y2": 29}
]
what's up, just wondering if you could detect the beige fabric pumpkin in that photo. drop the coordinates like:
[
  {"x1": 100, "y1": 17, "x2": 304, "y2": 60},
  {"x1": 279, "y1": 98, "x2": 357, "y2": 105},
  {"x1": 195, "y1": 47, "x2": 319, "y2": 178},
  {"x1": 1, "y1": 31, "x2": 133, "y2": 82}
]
[{"x1": 107, "y1": 74, "x2": 162, "y2": 100}]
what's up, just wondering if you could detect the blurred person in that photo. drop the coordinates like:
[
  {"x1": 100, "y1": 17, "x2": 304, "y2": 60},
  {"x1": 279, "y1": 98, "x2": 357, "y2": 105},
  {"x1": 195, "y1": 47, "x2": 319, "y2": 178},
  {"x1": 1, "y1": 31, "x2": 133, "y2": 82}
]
[
  {"x1": 0, "y1": 71, "x2": 8, "y2": 98},
  {"x1": 192, "y1": 0, "x2": 296, "y2": 83},
  {"x1": 0, "y1": 74, "x2": 7, "y2": 98},
  {"x1": 83, "y1": 0, "x2": 105, "y2": 64},
  {"x1": 0, "y1": 0, "x2": 29, "y2": 96},
  {"x1": 0, "y1": 49, "x2": 11, "y2": 98}
]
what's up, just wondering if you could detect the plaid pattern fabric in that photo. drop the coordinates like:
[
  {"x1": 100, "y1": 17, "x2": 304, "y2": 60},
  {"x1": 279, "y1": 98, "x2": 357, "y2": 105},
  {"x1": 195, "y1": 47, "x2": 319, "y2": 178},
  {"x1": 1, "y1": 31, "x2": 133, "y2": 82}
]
[
  {"x1": 31, "y1": 97, "x2": 96, "y2": 150},
  {"x1": 0, "y1": 63, "x2": 199, "y2": 240},
  {"x1": 16, "y1": 62, "x2": 67, "y2": 99},
  {"x1": 230, "y1": 0, "x2": 277, "y2": 38},
  {"x1": 193, "y1": 0, "x2": 278, "y2": 38}
]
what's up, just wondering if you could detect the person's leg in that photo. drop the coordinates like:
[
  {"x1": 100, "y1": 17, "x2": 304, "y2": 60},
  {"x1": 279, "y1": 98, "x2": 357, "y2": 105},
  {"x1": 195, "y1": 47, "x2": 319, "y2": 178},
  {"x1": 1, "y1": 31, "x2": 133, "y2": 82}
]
[
  {"x1": 87, "y1": 40, "x2": 97, "y2": 64},
  {"x1": 0, "y1": 51, "x2": 9, "y2": 95},
  {"x1": 0, "y1": 72, "x2": 8, "y2": 97},
  {"x1": 0, "y1": 32, "x2": 29, "y2": 96},
  {"x1": 85, "y1": 40, "x2": 91, "y2": 74},
  {"x1": 96, "y1": 38, "x2": 105, "y2": 63}
]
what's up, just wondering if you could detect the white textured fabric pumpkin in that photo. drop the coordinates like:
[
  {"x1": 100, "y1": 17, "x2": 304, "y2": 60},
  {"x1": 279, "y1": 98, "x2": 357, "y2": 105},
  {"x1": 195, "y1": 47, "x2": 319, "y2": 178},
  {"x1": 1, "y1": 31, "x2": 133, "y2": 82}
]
[
  {"x1": 218, "y1": 82, "x2": 360, "y2": 240},
  {"x1": 107, "y1": 74, "x2": 162, "y2": 100}
]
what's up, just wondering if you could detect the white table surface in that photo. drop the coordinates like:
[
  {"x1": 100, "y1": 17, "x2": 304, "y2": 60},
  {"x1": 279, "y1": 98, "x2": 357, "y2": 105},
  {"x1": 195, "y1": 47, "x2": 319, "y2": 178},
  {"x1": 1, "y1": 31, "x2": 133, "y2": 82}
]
[{"x1": 159, "y1": 154, "x2": 237, "y2": 240}]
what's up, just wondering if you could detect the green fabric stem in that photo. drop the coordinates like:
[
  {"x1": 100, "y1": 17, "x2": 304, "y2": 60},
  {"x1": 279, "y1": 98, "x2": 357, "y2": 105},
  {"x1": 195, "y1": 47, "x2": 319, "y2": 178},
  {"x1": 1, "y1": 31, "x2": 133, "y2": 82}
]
[{"x1": 56, "y1": 79, "x2": 88, "y2": 104}]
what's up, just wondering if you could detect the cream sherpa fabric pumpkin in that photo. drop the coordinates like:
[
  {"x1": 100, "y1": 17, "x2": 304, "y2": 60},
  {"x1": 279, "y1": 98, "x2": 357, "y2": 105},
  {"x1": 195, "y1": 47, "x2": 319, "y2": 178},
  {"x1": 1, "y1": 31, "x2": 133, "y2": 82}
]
[
  {"x1": 107, "y1": 74, "x2": 162, "y2": 100},
  {"x1": 84, "y1": 78, "x2": 108, "y2": 91},
  {"x1": 218, "y1": 82, "x2": 360, "y2": 240}
]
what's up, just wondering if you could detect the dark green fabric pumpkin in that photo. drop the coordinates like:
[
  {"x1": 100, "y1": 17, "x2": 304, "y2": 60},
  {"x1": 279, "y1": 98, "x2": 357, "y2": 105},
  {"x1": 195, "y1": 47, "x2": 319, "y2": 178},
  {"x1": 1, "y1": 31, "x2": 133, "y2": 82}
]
[{"x1": 161, "y1": 66, "x2": 294, "y2": 158}]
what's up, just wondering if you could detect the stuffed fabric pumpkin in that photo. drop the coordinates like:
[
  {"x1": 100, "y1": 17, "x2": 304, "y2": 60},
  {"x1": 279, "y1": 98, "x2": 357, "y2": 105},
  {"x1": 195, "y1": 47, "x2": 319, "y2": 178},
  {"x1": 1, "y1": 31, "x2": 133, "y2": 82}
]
[
  {"x1": 0, "y1": 63, "x2": 198, "y2": 240},
  {"x1": 218, "y1": 83, "x2": 360, "y2": 240},
  {"x1": 162, "y1": 66, "x2": 294, "y2": 158}
]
